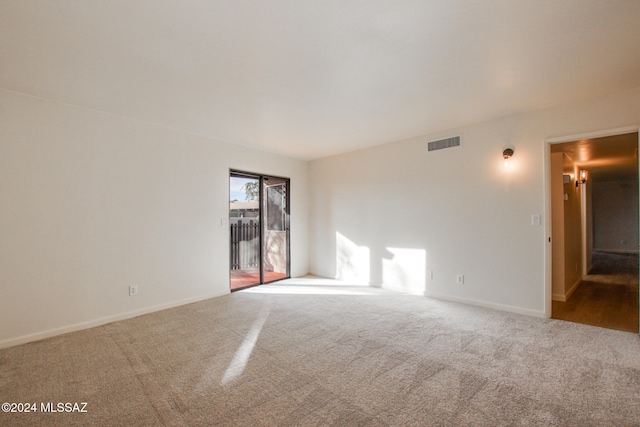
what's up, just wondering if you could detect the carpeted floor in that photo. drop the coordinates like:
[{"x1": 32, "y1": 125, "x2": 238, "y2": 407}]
[{"x1": 1, "y1": 277, "x2": 640, "y2": 426}]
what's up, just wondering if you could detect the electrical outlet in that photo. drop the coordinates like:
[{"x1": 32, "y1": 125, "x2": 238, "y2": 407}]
[
  {"x1": 456, "y1": 274, "x2": 464, "y2": 284},
  {"x1": 129, "y1": 285, "x2": 138, "y2": 296}
]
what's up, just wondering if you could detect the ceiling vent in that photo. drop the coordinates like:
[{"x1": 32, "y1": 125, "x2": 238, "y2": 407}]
[{"x1": 427, "y1": 135, "x2": 461, "y2": 152}]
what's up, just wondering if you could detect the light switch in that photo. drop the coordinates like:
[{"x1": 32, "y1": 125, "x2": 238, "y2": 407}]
[
  {"x1": 531, "y1": 214, "x2": 541, "y2": 226},
  {"x1": 221, "y1": 218, "x2": 227, "y2": 227}
]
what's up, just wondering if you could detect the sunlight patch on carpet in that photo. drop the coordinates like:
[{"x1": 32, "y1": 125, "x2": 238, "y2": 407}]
[{"x1": 221, "y1": 307, "x2": 269, "y2": 385}]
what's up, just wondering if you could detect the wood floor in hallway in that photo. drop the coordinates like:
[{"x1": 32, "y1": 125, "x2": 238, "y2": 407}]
[{"x1": 553, "y1": 251, "x2": 639, "y2": 333}]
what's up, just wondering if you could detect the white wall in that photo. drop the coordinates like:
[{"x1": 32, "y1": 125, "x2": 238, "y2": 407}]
[
  {"x1": 550, "y1": 153, "x2": 565, "y2": 300},
  {"x1": 0, "y1": 89, "x2": 308, "y2": 348},
  {"x1": 592, "y1": 176, "x2": 639, "y2": 252},
  {"x1": 2, "y1": 86, "x2": 639, "y2": 346},
  {"x1": 563, "y1": 162, "x2": 583, "y2": 296},
  {"x1": 550, "y1": 153, "x2": 583, "y2": 301},
  {"x1": 309, "y1": 87, "x2": 640, "y2": 317}
]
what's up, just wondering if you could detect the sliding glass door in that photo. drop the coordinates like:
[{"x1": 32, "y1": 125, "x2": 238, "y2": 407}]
[
  {"x1": 229, "y1": 173, "x2": 261, "y2": 290},
  {"x1": 262, "y1": 176, "x2": 289, "y2": 284},
  {"x1": 229, "y1": 171, "x2": 289, "y2": 291}
]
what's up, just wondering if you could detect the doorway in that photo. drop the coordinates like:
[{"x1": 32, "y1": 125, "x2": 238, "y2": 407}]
[
  {"x1": 229, "y1": 171, "x2": 290, "y2": 291},
  {"x1": 548, "y1": 131, "x2": 639, "y2": 332}
]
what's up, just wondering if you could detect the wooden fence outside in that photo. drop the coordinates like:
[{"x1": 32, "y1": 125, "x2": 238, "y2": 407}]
[{"x1": 230, "y1": 220, "x2": 260, "y2": 270}]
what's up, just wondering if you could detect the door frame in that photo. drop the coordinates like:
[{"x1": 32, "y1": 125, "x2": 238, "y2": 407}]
[
  {"x1": 543, "y1": 125, "x2": 640, "y2": 327},
  {"x1": 262, "y1": 176, "x2": 291, "y2": 283},
  {"x1": 229, "y1": 169, "x2": 291, "y2": 290}
]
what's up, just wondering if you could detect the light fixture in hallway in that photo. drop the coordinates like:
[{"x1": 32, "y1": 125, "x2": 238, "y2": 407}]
[{"x1": 576, "y1": 169, "x2": 588, "y2": 187}]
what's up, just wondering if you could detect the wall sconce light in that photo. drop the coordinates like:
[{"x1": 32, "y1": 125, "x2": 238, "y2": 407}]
[
  {"x1": 576, "y1": 169, "x2": 588, "y2": 187},
  {"x1": 502, "y1": 148, "x2": 514, "y2": 168}
]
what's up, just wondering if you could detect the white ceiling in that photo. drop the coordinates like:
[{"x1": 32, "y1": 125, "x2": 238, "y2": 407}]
[
  {"x1": 551, "y1": 132, "x2": 639, "y2": 181},
  {"x1": 2, "y1": 1, "x2": 640, "y2": 160}
]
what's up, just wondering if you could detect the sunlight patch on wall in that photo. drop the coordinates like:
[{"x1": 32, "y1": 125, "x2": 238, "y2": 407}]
[
  {"x1": 382, "y1": 247, "x2": 426, "y2": 295},
  {"x1": 336, "y1": 231, "x2": 370, "y2": 284}
]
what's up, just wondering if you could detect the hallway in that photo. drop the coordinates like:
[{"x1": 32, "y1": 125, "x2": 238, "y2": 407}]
[{"x1": 553, "y1": 251, "x2": 639, "y2": 333}]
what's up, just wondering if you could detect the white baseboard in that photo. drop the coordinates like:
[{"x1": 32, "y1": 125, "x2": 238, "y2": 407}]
[
  {"x1": 306, "y1": 275, "x2": 545, "y2": 317},
  {"x1": 552, "y1": 278, "x2": 582, "y2": 302},
  {"x1": 566, "y1": 277, "x2": 582, "y2": 300},
  {"x1": 0, "y1": 292, "x2": 226, "y2": 349},
  {"x1": 593, "y1": 249, "x2": 639, "y2": 254},
  {"x1": 423, "y1": 291, "x2": 545, "y2": 318}
]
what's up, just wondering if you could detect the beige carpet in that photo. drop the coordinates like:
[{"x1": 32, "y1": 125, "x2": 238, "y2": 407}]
[{"x1": 1, "y1": 277, "x2": 640, "y2": 426}]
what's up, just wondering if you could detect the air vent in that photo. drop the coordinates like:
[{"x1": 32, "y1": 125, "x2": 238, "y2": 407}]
[{"x1": 427, "y1": 136, "x2": 461, "y2": 152}]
